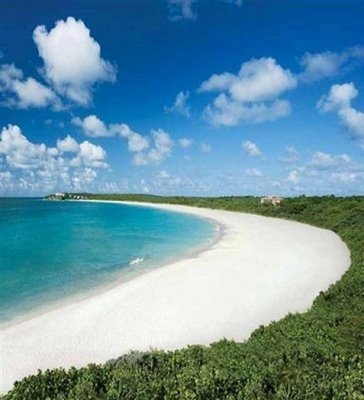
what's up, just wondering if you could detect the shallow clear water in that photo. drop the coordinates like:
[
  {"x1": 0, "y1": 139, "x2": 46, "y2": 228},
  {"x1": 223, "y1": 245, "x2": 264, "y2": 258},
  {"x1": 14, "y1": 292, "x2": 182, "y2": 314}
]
[{"x1": 0, "y1": 198, "x2": 216, "y2": 324}]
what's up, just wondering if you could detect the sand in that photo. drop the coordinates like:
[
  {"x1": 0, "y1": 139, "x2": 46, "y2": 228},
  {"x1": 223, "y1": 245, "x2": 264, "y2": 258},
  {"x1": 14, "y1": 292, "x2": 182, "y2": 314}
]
[{"x1": 0, "y1": 201, "x2": 350, "y2": 393}]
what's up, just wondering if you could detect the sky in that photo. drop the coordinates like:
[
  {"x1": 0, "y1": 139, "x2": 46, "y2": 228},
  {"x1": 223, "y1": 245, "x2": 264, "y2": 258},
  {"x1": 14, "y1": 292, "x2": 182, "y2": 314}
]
[{"x1": 0, "y1": 0, "x2": 363, "y2": 197}]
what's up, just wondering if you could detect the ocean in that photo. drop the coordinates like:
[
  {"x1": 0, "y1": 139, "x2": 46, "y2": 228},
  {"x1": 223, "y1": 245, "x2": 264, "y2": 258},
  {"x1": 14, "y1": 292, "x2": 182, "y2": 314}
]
[{"x1": 0, "y1": 198, "x2": 216, "y2": 324}]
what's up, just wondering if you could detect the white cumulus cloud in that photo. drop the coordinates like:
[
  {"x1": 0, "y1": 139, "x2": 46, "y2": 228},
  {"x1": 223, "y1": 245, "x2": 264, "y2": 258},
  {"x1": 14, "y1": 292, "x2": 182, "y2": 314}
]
[
  {"x1": 0, "y1": 125, "x2": 108, "y2": 194},
  {"x1": 110, "y1": 123, "x2": 149, "y2": 153},
  {"x1": 0, "y1": 171, "x2": 12, "y2": 181},
  {"x1": 242, "y1": 140, "x2": 262, "y2": 157},
  {"x1": 299, "y1": 46, "x2": 364, "y2": 82},
  {"x1": 200, "y1": 57, "x2": 296, "y2": 102},
  {"x1": 73, "y1": 115, "x2": 173, "y2": 165},
  {"x1": 33, "y1": 17, "x2": 116, "y2": 106},
  {"x1": 310, "y1": 151, "x2": 336, "y2": 168},
  {"x1": 133, "y1": 129, "x2": 173, "y2": 166},
  {"x1": 317, "y1": 83, "x2": 364, "y2": 147},
  {"x1": 73, "y1": 115, "x2": 150, "y2": 153},
  {"x1": 318, "y1": 82, "x2": 357, "y2": 111},
  {"x1": 77, "y1": 141, "x2": 107, "y2": 168},
  {"x1": 331, "y1": 171, "x2": 358, "y2": 183},
  {"x1": 0, "y1": 125, "x2": 47, "y2": 169},
  {"x1": 57, "y1": 135, "x2": 80, "y2": 153},
  {"x1": 310, "y1": 151, "x2": 352, "y2": 169},
  {"x1": 0, "y1": 64, "x2": 60, "y2": 109},
  {"x1": 178, "y1": 137, "x2": 193, "y2": 148},
  {"x1": 72, "y1": 115, "x2": 110, "y2": 137},
  {"x1": 164, "y1": 91, "x2": 191, "y2": 118},
  {"x1": 200, "y1": 58, "x2": 295, "y2": 126},
  {"x1": 203, "y1": 94, "x2": 291, "y2": 126}
]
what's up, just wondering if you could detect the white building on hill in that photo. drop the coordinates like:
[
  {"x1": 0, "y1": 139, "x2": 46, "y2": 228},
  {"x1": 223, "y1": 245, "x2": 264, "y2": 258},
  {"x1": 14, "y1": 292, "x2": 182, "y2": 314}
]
[{"x1": 260, "y1": 195, "x2": 283, "y2": 206}]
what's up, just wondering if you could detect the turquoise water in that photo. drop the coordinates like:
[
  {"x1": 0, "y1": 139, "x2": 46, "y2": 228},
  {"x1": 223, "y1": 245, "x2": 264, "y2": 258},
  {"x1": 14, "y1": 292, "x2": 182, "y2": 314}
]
[{"x1": 0, "y1": 198, "x2": 216, "y2": 324}]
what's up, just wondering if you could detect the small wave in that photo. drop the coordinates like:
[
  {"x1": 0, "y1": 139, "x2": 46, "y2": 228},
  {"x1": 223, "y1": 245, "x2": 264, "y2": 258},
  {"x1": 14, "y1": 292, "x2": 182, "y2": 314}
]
[{"x1": 129, "y1": 257, "x2": 145, "y2": 266}]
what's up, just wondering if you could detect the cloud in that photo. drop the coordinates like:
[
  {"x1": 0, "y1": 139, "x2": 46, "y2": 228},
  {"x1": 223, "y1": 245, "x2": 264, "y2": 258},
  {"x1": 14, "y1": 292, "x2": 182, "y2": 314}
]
[
  {"x1": 133, "y1": 129, "x2": 173, "y2": 166},
  {"x1": 0, "y1": 125, "x2": 107, "y2": 171},
  {"x1": 168, "y1": 0, "x2": 197, "y2": 21},
  {"x1": 33, "y1": 17, "x2": 116, "y2": 106},
  {"x1": 0, "y1": 64, "x2": 60, "y2": 109},
  {"x1": 0, "y1": 125, "x2": 47, "y2": 169},
  {"x1": 178, "y1": 137, "x2": 193, "y2": 148},
  {"x1": 310, "y1": 151, "x2": 336, "y2": 168},
  {"x1": 57, "y1": 135, "x2": 79, "y2": 153},
  {"x1": 299, "y1": 46, "x2": 364, "y2": 82},
  {"x1": 164, "y1": 91, "x2": 191, "y2": 118},
  {"x1": 287, "y1": 170, "x2": 299, "y2": 184},
  {"x1": 72, "y1": 115, "x2": 110, "y2": 137},
  {"x1": 47, "y1": 147, "x2": 59, "y2": 156},
  {"x1": 310, "y1": 151, "x2": 352, "y2": 169},
  {"x1": 71, "y1": 167, "x2": 97, "y2": 185},
  {"x1": 0, "y1": 16, "x2": 115, "y2": 109},
  {"x1": 331, "y1": 171, "x2": 358, "y2": 183},
  {"x1": 317, "y1": 83, "x2": 364, "y2": 147},
  {"x1": 230, "y1": 57, "x2": 296, "y2": 102},
  {"x1": 242, "y1": 140, "x2": 262, "y2": 157},
  {"x1": 200, "y1": 57, "x2": 296, "y2": 102},
  {"x1": 158, "y1": 170, "x2": 170, "y2": 178},
  {"x1": 245, "y1": 168, "x2": 262, "y2": 177},
  {"x1": 203, "y1": 94, "x2": 291, "y2": 126},
  {"x1": 318, "y1": 82, "x2": 357, "y2": 111},
  {"x1": 200, "y1": 143, "x2": 211, "y2": 153},
  {"x1": 0, "y1": 125, "x2": 108, "y2": 194},
  {"x1": 200, "y1": 58, "x2": 295, "y2": 126},
  {"x1": 0, "y1": 171, "x2": 12, "y2": 181},
  {"x1": 199, "y1": 72, "x2": 236, "y2": 93},
  {"x1": 73, "y1": 115, "x2": 173, "y2": 165},
  {"x1": 111, "y1": 124, "x2": 150, "y2": 153},
  {"x1": 199, "y1": 48, "x2": 364, "y2": 128},
  {"x1": 77, "y1": 141, "x2": 107, "y2": 168},
  {"x1": 273, "y1": 149, "x2": 363, "y2": 194},
  {"x1": 73, "y1": 114, "x2": 150, "y2": 153},
  {"x1": 339, "y1": 153, "x2": 352, "y2": 163}
]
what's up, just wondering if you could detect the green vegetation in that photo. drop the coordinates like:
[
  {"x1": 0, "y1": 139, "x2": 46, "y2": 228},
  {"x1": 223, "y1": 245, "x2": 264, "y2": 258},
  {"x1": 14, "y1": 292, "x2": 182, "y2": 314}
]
[{"x1": 4, "y1": 195, "x2": 364, "y2": 400}]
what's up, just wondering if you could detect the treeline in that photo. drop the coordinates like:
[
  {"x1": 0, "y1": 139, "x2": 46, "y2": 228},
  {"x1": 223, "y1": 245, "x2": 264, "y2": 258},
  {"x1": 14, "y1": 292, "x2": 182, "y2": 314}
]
[{"x1": 3, "y1": 195, "x2": 363, "y2": 400}]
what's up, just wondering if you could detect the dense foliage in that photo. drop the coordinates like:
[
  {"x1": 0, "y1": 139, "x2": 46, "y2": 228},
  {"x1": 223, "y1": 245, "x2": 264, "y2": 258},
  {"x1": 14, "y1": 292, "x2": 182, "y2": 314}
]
[{"x1": 4, "y1": 195, "x2": 364, "y2": 400}]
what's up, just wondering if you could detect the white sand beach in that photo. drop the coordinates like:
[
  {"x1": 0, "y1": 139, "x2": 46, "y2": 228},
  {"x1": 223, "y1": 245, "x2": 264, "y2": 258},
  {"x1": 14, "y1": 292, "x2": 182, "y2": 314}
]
[{"x1": 0, "y1": 201, "x2": 350, "y2": 393}]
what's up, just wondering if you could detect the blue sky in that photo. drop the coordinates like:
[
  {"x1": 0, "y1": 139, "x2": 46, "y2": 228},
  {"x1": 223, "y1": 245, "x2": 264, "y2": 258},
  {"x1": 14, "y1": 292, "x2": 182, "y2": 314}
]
[{"x1": 0, "y1": 0, "x2": 363, "y2": 196}]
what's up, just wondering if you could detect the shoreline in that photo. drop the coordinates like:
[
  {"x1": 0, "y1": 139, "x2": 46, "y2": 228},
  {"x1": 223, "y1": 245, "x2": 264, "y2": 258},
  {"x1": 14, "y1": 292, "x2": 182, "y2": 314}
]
[
  {"x1": 0, "y1": 201, "x2": 350, "y2": 394},
  {"x1": 1, "y1": 200, "x2": 224, "y2": 330}
]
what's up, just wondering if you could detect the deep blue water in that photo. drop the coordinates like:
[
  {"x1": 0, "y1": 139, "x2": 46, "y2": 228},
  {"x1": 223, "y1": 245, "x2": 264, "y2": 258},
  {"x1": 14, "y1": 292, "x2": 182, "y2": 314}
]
[{"x1": 0, "y1": 198, "x2": 216, "y2": 324}]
